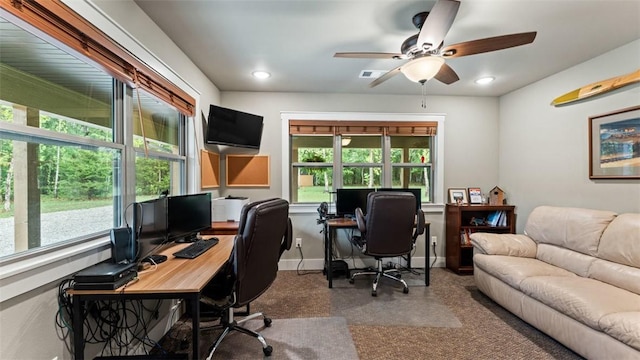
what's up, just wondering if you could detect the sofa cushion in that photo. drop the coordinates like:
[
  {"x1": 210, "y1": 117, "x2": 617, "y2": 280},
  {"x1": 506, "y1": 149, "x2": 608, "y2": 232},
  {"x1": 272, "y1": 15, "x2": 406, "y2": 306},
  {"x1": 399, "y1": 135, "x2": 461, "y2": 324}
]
[
  {"x1": 520, "y1": 276, "x2": 640, "y2": 331},
  {"x1": 473, "y1": 254, "x2": 576, "y2": 290},
  {"x1": 599, "y1": 312, "x2": 640, "y2": 351},
  {"x1": 536, "y1": 244, "x2": 596, "y2": 277},
  {"x1": 524, "y1": 206, "x2": 617, "y2": 256},
  {"x1": 470, "y1": 233, "x2": 537, "y2": 257},
  {"x1": 597, "y1": 213, "x2": 640, "y2": 268}
]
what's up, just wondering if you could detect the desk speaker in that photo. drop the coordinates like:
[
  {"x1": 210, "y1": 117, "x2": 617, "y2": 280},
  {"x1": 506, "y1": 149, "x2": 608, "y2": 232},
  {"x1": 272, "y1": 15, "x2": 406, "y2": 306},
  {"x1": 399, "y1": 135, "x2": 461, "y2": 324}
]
[{"x1": 110, "y1": 227, "x2": 132, "y2": 263}]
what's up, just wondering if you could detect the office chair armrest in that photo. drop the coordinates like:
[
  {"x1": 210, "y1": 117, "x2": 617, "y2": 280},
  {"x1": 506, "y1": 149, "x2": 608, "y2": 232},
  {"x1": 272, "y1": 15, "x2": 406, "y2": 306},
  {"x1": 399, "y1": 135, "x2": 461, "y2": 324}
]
[
  {"x1": 280, "y1": 217, "x2": 293, "y2": 256},
  {"x1": 355, "y1": 207, "x2": 366, "y2": 233},
  {"x1": 413, "y1": 209, "x2": 426, "y2": 240}
]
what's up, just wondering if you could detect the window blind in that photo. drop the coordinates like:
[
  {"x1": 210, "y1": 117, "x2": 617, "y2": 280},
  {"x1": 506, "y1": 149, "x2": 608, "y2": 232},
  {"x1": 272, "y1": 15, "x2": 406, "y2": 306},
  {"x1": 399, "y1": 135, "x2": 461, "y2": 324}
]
[
  {"x1": 1, "y1": 0, "x2": 195, "y2": 116},
  {"x1": 288, "y1": 120, "x2": 437, "y2": 136}
]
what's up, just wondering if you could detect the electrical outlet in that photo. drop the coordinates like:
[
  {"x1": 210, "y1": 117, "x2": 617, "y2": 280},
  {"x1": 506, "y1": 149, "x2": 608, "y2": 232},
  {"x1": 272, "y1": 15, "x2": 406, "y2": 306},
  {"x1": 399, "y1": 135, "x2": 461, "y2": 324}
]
[
  {"x1": 431, "y1": 236, "x2": 437, "y2": 246},
  {"x1": 295, "y1": 237, "x2": 302, "y2": 248}
]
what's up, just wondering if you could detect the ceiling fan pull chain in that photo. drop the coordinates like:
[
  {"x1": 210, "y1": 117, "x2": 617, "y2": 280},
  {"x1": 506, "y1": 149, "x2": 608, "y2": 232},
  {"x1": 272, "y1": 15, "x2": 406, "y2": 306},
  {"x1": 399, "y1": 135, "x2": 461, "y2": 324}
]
[{"x1": 421, "y1": 80, "x2": 427, "y2": 108}]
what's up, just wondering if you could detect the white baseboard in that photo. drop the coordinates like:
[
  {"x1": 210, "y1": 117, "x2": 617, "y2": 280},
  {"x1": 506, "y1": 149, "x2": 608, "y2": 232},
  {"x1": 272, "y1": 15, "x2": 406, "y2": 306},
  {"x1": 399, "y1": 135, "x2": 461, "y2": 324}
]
[{"x1": 278, "y1": 257, "x2": 445, "y2": 271}]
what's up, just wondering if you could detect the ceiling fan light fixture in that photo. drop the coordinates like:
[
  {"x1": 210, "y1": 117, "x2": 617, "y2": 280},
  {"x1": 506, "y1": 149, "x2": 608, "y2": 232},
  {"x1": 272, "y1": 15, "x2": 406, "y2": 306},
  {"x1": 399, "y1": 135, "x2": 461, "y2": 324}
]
[
  {"x1": 400, "y1": 56, "x2": 445, "y2": 83},
  {"x1": 252, "y1": 70, "x2": 271, "y2": 79},
  {"x1": 475, "y1": 76, "x2": 495, "y2": 85}
]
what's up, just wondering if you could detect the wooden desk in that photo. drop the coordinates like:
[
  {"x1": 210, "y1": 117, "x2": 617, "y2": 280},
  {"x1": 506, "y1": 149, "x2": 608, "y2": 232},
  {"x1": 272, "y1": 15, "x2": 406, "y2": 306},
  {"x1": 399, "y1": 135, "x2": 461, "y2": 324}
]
[
  {"x1": 323, "y1": 218, "x2": 430, "y2": 288},
  {"x1": 202, "y1": 221, "x2": 240, "y2": 235},
  {"x1": 68, "y1": 235, "x2": 234, "y2": 360}
]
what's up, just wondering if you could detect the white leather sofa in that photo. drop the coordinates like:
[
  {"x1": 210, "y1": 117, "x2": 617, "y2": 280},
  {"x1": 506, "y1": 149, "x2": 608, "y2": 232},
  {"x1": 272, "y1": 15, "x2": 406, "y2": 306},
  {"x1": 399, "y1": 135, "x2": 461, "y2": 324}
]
[{"x1": 470, "y1": 206, "x2": 640, "y2": 359}]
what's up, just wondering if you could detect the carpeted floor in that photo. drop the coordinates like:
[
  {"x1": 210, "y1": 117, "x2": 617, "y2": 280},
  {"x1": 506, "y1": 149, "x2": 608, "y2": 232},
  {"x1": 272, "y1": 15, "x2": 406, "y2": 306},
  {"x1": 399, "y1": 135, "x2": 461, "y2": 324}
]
[{"x1": 156, "y1": 268, "x2": 584, "y2": 359}]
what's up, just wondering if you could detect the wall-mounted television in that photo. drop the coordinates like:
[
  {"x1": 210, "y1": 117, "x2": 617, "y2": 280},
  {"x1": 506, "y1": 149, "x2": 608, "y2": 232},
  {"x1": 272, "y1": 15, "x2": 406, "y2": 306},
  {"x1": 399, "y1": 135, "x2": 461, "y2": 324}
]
[{"x1": 206, "y1": 104, "x2": 264, "y2": 149}]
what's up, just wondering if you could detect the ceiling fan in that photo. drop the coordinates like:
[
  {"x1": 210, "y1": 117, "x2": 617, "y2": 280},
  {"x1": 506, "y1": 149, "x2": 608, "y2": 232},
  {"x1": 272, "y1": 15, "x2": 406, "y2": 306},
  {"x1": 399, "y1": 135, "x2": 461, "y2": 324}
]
[{"x1": 334, "y1": 0, "x2": 537, "y2": 88}]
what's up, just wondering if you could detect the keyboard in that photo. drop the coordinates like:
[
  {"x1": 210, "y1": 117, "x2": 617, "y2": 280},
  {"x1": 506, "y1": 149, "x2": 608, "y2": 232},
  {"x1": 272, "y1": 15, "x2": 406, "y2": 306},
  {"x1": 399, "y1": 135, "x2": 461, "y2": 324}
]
[{"x1": 173, "y1": 238, "x2": 219, "y2": 259}]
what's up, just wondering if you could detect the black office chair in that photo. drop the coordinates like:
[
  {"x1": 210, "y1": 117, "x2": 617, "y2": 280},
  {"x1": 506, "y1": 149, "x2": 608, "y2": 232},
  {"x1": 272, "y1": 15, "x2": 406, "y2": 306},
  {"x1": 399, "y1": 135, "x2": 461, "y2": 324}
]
[
  {"x1": 349, "y1": 191, "x2": 425, "y2": 296},
  {"x1": 201, "y1": 198, "x2": 292, "y2": 358}
]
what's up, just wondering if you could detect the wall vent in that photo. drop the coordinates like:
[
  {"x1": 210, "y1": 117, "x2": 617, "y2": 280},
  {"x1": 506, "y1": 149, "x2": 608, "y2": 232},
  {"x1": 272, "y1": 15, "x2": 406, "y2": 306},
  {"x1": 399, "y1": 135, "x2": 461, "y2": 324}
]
[{"x1": 359, "y1": 70, "x2": 386, "y2": 79}]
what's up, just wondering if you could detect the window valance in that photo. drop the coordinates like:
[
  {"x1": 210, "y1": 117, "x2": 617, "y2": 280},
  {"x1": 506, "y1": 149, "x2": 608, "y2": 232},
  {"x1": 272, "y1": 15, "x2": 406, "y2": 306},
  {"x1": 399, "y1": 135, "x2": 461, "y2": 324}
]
[{"x1": 288, "y1": 120, "x2": 437, "y2": 136}]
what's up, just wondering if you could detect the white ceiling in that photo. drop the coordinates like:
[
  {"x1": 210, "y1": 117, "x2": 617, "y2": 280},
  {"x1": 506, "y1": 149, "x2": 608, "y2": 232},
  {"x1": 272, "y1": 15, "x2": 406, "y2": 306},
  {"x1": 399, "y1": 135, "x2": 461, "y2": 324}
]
[{"x1": 134, "y1": 0, "x2": 640, "y2": 97}]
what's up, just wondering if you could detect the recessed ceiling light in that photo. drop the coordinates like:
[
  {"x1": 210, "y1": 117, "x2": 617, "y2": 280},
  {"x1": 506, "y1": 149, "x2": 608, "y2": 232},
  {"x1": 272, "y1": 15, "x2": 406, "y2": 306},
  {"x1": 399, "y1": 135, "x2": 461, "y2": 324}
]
[
  {"x1": 252, "y1": 71, "x2": 271, "y2": 79},
  {"x1": 475, "y1": 76, "x2": 495, "y2": 85}
]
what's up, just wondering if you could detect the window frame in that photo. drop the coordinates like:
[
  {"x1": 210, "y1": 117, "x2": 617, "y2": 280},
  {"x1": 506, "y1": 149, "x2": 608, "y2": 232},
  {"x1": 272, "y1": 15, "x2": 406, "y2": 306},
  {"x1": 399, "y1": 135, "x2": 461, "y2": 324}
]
[
  {"x1": 281, "y1": 111, "x2": 445, "y2": 214},
  {"x1": 0, "y1": 9, "x2": 190, "y2": 301}
]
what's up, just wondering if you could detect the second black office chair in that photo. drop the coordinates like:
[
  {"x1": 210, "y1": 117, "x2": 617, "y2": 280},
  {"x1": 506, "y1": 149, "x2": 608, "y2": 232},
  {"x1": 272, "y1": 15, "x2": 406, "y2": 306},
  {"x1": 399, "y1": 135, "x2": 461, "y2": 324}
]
[
  {"x1": 201, "y1": 198, "x2": 292, "y2": 358},
  {"x1": 349, "y1": 191, "x2": 425, "y2": 296}
]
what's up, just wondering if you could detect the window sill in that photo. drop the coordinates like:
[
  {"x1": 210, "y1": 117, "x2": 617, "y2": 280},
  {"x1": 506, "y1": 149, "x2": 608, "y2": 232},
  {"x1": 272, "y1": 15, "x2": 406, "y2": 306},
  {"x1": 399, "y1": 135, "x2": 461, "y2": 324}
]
[{"x1": 0, "y1": 237, "x2": 111, "y2": 303}]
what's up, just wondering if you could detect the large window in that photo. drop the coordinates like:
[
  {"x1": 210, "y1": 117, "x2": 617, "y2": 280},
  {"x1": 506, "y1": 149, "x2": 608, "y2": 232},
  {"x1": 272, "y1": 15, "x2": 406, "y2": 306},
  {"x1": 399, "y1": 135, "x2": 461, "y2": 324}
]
[
  {"x1": 0, "y1": 15, "x2": 187, "y2": 259},
  {"x1": 285, "y1": 115, "x2": 442, "y2": 206}
]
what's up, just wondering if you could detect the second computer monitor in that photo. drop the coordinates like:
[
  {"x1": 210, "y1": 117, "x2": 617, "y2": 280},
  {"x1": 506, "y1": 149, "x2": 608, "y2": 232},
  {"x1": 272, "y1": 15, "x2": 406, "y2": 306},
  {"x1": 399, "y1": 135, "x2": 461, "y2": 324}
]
[{"x1": 167, "y1": 192, "x2": 212, "y2": 243}]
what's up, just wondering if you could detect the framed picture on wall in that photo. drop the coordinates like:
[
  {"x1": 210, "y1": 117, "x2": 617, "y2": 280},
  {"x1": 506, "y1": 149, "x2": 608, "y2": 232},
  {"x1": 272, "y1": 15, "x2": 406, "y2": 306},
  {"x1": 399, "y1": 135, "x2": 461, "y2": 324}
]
[
  {"x1": 448, "y1": 188, "x2": 468, "y2": 205},
  {"x1": 589, "y1": 106, "x2": 640, "y2": 179},
  {"x1": 467, "y1": 187, "x2": 482, "y2": 204}
]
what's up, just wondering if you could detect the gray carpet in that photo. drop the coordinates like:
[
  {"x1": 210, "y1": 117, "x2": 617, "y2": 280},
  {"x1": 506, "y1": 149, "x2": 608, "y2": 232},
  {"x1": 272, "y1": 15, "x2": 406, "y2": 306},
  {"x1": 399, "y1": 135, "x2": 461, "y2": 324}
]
[
  {"x1": 200, "y1": 316, "x2": 358, "y2": 359},
  {"x1": 330, "y1": 271, "x2": 462, "y2": 328}
]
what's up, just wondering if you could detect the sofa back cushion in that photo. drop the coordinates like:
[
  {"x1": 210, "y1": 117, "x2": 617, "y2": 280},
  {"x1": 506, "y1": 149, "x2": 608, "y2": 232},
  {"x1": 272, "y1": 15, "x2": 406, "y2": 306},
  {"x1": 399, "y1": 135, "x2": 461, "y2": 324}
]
[
  {"x1": 524, "y1": 206, "x2": 617, "y2": 257},
  {"x1": 589, "y1": 259, "x2": 640, "y2": 295},
  {"x1": 597, "y1": 213, "x2": 640, "y2": 268},
  {"x1": 537, "y1": 244, "x2": 596, "y2": 277}
]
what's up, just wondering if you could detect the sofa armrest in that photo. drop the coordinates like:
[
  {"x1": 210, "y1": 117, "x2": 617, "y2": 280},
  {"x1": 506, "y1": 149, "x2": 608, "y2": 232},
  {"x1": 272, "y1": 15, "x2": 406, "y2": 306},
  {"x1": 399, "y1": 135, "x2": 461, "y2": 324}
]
[{"x1": 470, "y1": 233, "x2": 537, "y2": 257}]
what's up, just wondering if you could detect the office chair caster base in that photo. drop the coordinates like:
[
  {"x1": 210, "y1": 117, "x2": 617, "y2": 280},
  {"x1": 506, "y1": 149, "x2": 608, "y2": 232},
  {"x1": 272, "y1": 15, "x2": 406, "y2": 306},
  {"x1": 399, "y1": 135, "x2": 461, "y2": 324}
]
[
  {"x1": 371, "y1": 290, "x2": 377, "y2": 297},
  {"x1": 263, "y1": 345, "x2": 273, "y2": 356},
  {"x1": 403, "y1": 287, "x2": 409, "y2": 294},
  {"x1": 264, "y1": 317, "x2": 272, "y2": 327},
  {"x1": 349, "y1": 278, "x2": 355, "y2": 284}
]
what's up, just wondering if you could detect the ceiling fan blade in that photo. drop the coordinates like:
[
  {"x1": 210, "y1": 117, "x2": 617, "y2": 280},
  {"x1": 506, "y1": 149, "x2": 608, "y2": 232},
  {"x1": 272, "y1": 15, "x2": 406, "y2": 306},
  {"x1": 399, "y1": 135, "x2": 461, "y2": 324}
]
[
  {"x1": 441, "y1": 32, "x2": 537, "y2": 58},
  {"x1": 334, "y1": 52, "x2": 405, "y2": 59},
  {"x1": 434, "y1": 63, "x2": 459, "y2": 84},
  {"x1": 369, "y1": 66, "x2": 402, "y2": 88},
  {"x1": 417, "y1": 0, "x2": 460, "y2": 52}
]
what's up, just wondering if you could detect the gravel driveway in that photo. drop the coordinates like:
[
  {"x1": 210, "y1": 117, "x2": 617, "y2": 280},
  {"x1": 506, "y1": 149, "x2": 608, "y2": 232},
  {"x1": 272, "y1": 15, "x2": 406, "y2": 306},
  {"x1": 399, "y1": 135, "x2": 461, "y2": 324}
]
[{"x1": 0, "y1": 206, "x2": 113, "y2": 257}]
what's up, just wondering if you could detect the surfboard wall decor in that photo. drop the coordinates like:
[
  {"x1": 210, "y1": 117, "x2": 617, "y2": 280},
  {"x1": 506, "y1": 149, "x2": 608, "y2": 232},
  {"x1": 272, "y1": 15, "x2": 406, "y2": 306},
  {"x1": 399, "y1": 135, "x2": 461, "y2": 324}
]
[{"x1": 551, "y1": 69, "x2": 640, "y2": 106}]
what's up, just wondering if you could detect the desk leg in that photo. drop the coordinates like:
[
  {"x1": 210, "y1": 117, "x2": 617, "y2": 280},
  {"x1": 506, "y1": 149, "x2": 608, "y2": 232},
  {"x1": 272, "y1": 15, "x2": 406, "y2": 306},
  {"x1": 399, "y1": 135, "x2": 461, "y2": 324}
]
[
  {"x1": 72, "y1": 295, "x2": 84, "y2": 360},
  {"x1": 425, "y1": 225, "x2": 430, "y2": 286},
  {"x1": 327, "y1": 223, "x2": 333, "y2": 288},
  {"x1": 191, "y1": 295, "x2": 200, "y2": 359}
]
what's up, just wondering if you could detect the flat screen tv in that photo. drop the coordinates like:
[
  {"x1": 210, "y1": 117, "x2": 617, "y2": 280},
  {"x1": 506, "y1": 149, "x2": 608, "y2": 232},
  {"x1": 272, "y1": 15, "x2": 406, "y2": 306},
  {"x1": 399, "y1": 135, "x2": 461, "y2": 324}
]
[
  {"x1": 206, "y1": 104, "x2": 264, "y2": 149},
  {"x1": 167, "y1": 193, "x2": 212, "y2": 243}
]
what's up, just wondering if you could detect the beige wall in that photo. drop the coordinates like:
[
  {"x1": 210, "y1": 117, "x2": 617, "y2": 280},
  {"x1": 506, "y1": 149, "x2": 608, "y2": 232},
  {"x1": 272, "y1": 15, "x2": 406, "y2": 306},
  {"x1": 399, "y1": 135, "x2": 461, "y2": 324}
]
[{"x1": 500, "y1": 39, "x2": 640, "y2": 231}]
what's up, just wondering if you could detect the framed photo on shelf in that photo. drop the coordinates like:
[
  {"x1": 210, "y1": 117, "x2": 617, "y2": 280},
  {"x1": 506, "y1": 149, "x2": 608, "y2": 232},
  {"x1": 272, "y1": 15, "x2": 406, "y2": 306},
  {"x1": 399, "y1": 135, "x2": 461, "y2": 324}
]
[
  {"x1": 589, "y1": 106, "x2": 640, "y2": 179},
  {"x1": 468, "y1": 187, "x2": 482, "y2": 204},
  {"x1": 448, "y1": 188, "x2": 468, "y2": 205}
]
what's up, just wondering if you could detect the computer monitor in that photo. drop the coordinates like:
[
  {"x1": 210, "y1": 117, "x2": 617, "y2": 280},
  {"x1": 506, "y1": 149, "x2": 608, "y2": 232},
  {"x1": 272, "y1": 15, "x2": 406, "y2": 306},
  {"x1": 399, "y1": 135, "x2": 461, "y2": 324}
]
[
  {"x1": 376, "y1": 188, "x2": 422, "y2": 213},
  {"x1": 167, "y1": 193, "x2": 212, "y2": 243},
  {"x1": 336, "y1": 188, "x2": 374, "y2": 217},
  {"x1": 133, "y1": 197, "x2": 169, "y2": 262}
]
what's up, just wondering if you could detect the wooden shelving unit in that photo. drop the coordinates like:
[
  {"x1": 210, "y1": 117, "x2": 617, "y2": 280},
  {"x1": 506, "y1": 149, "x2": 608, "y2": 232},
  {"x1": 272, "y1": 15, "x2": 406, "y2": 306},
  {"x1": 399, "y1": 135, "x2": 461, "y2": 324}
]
[{"x1": 445, "y1": 204, "x2": 516, "y2": 275}]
